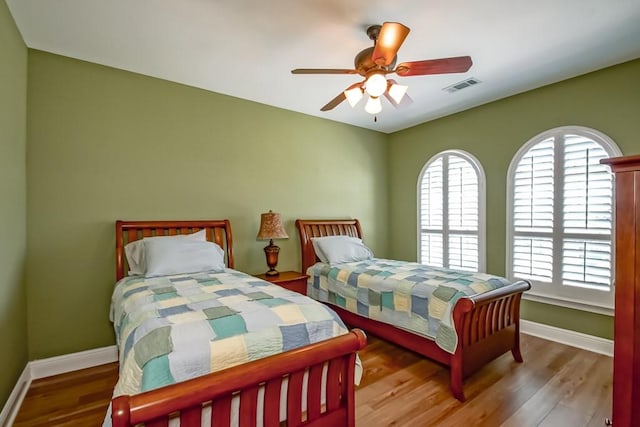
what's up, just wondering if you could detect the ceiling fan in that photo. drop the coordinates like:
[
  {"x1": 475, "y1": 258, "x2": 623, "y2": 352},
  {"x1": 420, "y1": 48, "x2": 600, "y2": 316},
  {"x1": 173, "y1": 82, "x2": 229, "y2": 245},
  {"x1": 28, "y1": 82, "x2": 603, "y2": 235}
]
[{"x1": 291, "y1": 22, "x2": 473, "y2": 116}]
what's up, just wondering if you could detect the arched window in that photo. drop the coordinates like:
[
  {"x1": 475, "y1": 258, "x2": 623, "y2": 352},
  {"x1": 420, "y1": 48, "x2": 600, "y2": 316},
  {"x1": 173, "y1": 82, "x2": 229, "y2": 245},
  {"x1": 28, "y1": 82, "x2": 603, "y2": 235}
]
[
  {"x1": 506, "y1": 126, "x2": 621, "y2": 311},
  {"x1": 417, "y1": 150, "x2": 485, "y2": 271}
]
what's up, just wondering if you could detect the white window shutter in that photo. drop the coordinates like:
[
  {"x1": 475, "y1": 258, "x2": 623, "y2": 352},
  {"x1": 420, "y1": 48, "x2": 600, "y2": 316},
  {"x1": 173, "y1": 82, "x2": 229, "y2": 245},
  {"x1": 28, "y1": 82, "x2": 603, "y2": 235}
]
[
  {"x1": 420, "y1": 233, "x2": 443, "y2": 267},
  {"x1": 448, "y1": 155, "x2": 478, "y2": 232},
  {"x1": 512, "y1": 137, "x2": 554, "y2": 234},
  {"x1": 560, "y1": 135, "x2": 614, "y2": 290},
  {"x1": 418, "y1": 152, "x2": 483, "y2": 271},
  {"x1": 512, "y1": 237, "x2": 553, "y2": 282},
  {"x1": 419, "y1": 157, "x2": 444, "y2": 266},
  {"x1": 448, "y1": 234, "x2": 478, "y2": 271},
  {"x1": 507, "y1": 126, "x2": 620, "y2": 310},
  {"x1": 447, "y1": 154, "x2": 479, "y2": 270},
  {"x1": 420, "y1": 157, "x2": 443, "y2": 230},
  {"x1": 562, "y1": 135, "x2": 613, "y2": 236},
  {"x1": 562, "y1": 239, "x2": 611, "y2": 289}
]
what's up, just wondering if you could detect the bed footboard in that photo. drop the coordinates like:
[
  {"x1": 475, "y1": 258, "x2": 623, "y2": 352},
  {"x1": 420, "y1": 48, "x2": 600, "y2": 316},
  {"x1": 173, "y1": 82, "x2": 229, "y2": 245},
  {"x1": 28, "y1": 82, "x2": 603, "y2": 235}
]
[
  {"x1": 112, "y1": 329, "x2": 367, "y2": 427},
  {"x1": 449, "y1": 280, "x2": 531, "y2": 401}
]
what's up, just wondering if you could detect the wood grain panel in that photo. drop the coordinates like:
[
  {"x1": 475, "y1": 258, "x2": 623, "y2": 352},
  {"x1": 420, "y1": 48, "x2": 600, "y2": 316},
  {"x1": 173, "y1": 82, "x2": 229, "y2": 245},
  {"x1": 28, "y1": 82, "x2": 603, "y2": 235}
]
[{"x1": 602, "y1": 155, "x2": 640, "y2": 427}]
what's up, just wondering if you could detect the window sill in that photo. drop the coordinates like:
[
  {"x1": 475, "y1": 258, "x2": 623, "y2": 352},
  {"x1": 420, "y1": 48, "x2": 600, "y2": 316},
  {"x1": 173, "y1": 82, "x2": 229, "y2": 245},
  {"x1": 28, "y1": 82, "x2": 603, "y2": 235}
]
[{"x1": 522, "y1": 291, "x2": 614, "y2": 316}]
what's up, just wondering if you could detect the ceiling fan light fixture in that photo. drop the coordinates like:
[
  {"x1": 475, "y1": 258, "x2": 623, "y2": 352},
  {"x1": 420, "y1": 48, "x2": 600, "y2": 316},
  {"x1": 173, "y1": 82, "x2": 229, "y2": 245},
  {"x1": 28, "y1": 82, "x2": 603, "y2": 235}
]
[
  {"x1": 364, "y1": 96, "x2": 382, "y2": 114},
  {"x1": 365, "y1": 73, "x2": 387, "y2": 97},
  {"x1": 388, "y1": 82, "x2": 408, "y2": 104},
  {"x1": 344, "y1": 86, "x2": 364, "y2": 107},
  {"x1": 291, "y1": 21, "x2": 473, "y2": 117}
]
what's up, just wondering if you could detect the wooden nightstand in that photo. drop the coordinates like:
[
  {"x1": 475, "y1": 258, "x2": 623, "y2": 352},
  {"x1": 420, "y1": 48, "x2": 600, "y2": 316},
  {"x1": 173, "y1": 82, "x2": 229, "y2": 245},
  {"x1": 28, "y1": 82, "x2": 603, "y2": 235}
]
[{"x1": 255, "y1": 271, "x2": 309, "y2": 295}]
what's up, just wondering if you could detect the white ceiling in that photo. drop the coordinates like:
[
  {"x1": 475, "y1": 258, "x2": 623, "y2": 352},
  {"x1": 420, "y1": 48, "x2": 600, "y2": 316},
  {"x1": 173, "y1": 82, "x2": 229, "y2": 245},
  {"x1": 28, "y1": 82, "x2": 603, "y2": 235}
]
[{"x1": 6, "y1": 0, "x2": 640, "y2": 133}]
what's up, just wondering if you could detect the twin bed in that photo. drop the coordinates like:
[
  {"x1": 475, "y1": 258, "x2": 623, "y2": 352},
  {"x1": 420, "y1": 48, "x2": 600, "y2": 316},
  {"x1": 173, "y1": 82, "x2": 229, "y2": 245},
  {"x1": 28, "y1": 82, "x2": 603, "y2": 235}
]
[
  {"x1": 109, "y1": 220, "x2": 365, "y2": 427},
  {"x1": 108, "y1": 218, "x2": 530, "y2": 425},
  {"x1": 295, "y1": 219, "x2": 531, "y2": 402}
]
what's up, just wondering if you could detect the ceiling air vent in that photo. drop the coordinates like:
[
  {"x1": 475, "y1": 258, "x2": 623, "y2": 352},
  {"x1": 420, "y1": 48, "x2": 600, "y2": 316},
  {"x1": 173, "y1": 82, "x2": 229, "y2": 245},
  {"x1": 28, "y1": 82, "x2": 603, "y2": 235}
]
[{"x1": 443, "y1": 77, "x2": 481, "y2": 93}]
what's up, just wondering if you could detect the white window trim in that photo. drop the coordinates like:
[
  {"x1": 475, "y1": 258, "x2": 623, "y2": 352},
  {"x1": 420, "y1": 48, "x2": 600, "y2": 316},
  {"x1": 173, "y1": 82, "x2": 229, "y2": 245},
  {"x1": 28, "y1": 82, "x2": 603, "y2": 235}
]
[
  {"x1": 506, "y1": 125, "x2": 621, "y2": 315},
  {"x1": 416, "y1": 149, "x2": 487, "y2": 271}
]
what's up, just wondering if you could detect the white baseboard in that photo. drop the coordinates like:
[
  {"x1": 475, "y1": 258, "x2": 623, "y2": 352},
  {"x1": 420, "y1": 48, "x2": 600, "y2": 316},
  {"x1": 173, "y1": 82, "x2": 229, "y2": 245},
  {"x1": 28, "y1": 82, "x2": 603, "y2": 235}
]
[
  {"x1": 29, "y1": 345, "x2": 117, "y2": 380},
  {"x1": 0, "y1": 345, "x2": 117, "y2": 427},
  {"x1": 0, "y1": 366, "x2": 31, "y2": 427},
  {"x1": 521, "y1": 319, "x2": 613, "y2": 357}
]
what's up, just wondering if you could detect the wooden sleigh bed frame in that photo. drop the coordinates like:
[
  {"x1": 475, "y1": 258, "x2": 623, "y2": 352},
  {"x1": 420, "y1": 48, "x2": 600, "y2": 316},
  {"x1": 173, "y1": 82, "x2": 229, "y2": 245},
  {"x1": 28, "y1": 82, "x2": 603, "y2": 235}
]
[
  {"x1": 295, "y1": 219, "x2": 531, "y2": 402},
  {"x1": 111, "y1": 220, "x2": 366, "y2": 427}
]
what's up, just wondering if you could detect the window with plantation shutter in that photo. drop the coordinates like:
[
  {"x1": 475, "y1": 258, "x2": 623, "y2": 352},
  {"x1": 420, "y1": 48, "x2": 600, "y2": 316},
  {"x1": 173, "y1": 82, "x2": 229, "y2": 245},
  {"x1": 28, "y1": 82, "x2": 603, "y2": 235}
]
[
  {"x1": 418, "y1": 151, "x2": 485, "y2": 271},
  {"x1": 507, "y1": 126, "x2": 621, "y2": 312}
]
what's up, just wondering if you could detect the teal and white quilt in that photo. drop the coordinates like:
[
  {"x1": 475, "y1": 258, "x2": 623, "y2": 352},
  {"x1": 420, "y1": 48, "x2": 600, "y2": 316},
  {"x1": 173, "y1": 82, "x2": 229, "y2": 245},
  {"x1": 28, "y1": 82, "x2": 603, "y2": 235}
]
[
  {"x1": 110, "y1": 269, "x2": 350, "y2": 397},
  {"x1": 306, "y1": 259, "x2": 511, "y2": 354}
]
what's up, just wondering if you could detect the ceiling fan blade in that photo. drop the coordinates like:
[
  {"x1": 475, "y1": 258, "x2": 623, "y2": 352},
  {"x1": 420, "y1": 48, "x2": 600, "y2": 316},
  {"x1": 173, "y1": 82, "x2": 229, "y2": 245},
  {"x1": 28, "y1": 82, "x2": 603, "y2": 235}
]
[
  {"x1": 394, "y1": 56, "x2": 473, "y2": 77},
  {"x1": 320, "y1": 82, "x2": 363, "y2": 111},
  {"x1": 371, "y1": 22, "x2": 410, "y2": 67},
  {"x1": 320, "y1": 92, "x2": 346, "y2": 111},
  {"x1": 291, "y1": 68, "x2": 359, "y2": 75}
]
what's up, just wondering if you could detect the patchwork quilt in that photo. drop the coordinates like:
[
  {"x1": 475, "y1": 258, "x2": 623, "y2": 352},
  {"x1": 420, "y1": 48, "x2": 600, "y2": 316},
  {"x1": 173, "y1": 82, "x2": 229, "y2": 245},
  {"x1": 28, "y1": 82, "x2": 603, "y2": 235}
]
[
  {"x1": 110, "y1": 269, "x2": 350, "y2": 397},
  {"x1": 307, "y1": 259, "x2": 512, "y2": 354}
]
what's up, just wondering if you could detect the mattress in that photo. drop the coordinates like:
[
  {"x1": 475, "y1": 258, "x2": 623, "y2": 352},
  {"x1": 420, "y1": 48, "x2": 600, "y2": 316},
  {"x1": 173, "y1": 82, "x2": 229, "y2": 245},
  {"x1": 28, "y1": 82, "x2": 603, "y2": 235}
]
[
  {"x1": 306, "y1": 258, "x2": 512, "y2": 353},
  {"x1": 110, "y1": 268, "x2": 351, "y2": 397}
]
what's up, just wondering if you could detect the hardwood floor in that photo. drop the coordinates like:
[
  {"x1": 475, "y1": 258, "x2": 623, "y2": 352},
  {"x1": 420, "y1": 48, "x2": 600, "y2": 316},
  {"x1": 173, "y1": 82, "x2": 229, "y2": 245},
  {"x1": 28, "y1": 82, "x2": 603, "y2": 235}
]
[
  {"x1": 13, "y1": 362, "x2": 118, "y2": 427},
  {"x1": 13, "y1": 334, "x2": 612, "y2": 426}
]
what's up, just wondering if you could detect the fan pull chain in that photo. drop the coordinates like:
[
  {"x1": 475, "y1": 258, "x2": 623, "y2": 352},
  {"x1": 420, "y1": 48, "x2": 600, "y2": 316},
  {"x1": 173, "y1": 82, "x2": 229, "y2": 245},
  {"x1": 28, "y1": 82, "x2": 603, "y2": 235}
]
[{"x1": 374, "y1": 115, "x2": 377, "y2": 122}]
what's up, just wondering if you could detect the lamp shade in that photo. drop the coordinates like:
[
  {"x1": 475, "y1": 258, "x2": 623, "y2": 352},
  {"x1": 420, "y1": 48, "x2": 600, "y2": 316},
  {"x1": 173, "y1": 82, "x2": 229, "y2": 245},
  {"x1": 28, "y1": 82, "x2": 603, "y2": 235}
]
[
  {"x1": 388, "y1": 83, "x2": 408, "y2": 104},
  {"x1": 256, "y1": 211, "x2": 288, "y2": 240},
  {"x1": 364, "y1": 96, "x2": 382, "y2": 114},
  {"x1": 344, "y1": 86, "x2": 364, "y2": 107}
]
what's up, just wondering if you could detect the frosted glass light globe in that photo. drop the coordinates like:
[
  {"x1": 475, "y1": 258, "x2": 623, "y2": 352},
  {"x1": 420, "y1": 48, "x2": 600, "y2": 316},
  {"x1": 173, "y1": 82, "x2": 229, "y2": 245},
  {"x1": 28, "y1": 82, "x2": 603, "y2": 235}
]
[{"x1": 365, "y1": 73, "x2": 387, "y2": 97}]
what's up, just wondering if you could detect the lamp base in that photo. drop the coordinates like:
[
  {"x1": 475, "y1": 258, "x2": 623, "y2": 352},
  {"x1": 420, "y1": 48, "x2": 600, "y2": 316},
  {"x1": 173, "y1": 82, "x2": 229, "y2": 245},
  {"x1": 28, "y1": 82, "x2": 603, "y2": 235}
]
[{"x1": 263, "y1": 240, "x2": 281, "y2": 277}]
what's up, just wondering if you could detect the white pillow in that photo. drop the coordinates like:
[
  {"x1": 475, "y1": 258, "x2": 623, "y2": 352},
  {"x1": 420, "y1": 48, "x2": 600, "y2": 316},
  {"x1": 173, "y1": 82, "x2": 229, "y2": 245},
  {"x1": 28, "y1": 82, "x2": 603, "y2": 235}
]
[
  {"x1": 124, "y1": 229, "x2": 206, "y2": 275},
  {"x1": 143, "y1": 239, "x2": 225, "y2": 278},
  {"x1": 312, "y1": 235, "x2": 373, "y2": 265},
  {"x1": 310, "y1": 237, "x2": 330, "y2": 263}
]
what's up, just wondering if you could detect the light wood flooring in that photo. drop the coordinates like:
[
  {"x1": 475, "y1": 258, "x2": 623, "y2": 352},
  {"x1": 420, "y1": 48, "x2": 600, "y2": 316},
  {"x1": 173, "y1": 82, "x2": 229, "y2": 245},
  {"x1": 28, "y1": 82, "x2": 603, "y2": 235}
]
[{"x1": 13, "y1": 334, "x2": 612, "y2": 426}]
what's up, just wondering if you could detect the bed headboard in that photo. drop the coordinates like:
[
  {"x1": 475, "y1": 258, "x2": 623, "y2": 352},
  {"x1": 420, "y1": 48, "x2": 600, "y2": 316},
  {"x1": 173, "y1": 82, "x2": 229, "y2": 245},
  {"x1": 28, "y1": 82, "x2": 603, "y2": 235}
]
[
  {"x1": 115, "y1": 220, "x2": 234, "y2": 281},
  {"x1": 295, "y1": 219, "x2": 362, "y2": 273}
]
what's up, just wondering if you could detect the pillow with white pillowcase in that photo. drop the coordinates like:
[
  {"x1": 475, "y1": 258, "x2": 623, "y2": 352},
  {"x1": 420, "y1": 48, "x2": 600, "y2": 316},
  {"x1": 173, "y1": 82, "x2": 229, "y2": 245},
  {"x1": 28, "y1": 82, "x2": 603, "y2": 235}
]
[
  {"x1": 310, "y1": 237, "x2": 331, "y2": 263},
  {"x1": 124, "y1": 229, "x2": 206, "y2": 275},
  {"x1": 143, "y1": 238, "x2": 226, "y2": 278},
  {"x1": 312, "y1": 235, "x2": 373, "y2": 265}
]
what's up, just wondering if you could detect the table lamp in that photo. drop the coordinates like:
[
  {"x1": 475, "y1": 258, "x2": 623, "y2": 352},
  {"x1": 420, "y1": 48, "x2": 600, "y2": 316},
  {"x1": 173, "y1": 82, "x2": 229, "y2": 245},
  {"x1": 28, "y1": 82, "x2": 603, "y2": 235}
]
[{"x1": 256, "y1": 210, "x2": 288, "y2": 276}]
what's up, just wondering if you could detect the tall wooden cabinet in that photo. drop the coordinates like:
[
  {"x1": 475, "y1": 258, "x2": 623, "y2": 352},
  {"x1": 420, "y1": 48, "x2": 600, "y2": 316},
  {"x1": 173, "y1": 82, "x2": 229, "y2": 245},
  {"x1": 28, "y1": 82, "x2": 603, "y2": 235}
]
[{"x1": 602, "y1": 155, "x2": 640, "y2": 427}]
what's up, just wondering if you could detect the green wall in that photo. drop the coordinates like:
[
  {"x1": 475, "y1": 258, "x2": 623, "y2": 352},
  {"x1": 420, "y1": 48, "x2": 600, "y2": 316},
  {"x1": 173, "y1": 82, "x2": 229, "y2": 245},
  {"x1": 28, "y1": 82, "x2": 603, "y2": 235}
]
[
  {"x1": 0, "y1": 0, "x2": 28, "y2": 408},
  {"x1": 26, "y1": 50, "x2": 388, "y2": 359},
  {"x1": 388, "y1": 59, "x2": 640, "y2": 339}
]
